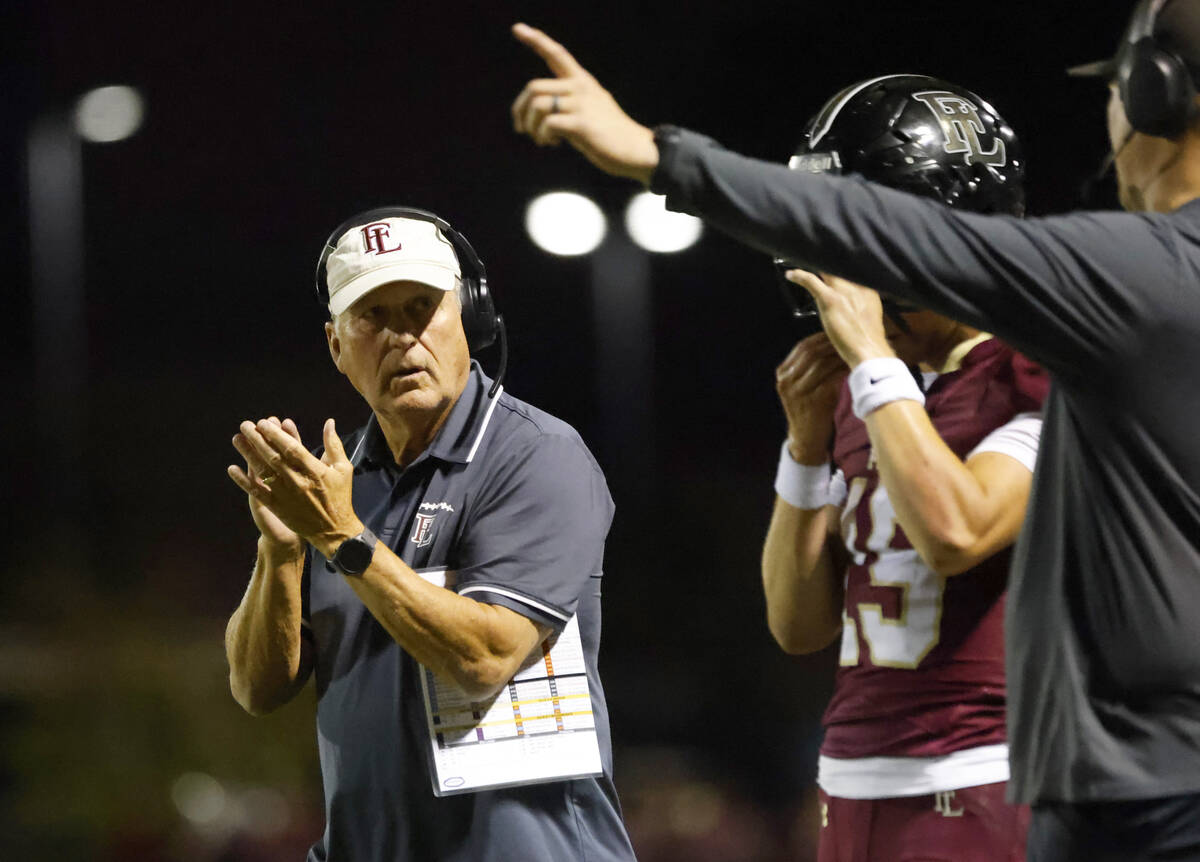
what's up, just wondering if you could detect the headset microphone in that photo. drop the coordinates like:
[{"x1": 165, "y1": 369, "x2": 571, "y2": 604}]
[
  {"x1": 1079, "y1": 128, "x2": 1136, "y2": 205},
  {"x1": 1103, "y1": 128, "x2": 1137, "y2": 178}
]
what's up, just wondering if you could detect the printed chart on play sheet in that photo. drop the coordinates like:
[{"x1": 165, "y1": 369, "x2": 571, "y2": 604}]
[{"x1": 420, "y1": 615, "x2": 603, "y2": 796}]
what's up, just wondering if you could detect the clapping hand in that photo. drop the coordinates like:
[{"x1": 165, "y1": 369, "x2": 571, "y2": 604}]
[{"x1": 229, "y1": 418, "x2": 364, "y2": 559}]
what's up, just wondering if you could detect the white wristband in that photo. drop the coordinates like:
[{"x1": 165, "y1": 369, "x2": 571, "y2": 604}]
[
  {"x1": 774, "y1": 441, "x2": 832, "y2": 509},
  {"x1": 849, "y1": 357, "x2": 925, "y2": 419}
]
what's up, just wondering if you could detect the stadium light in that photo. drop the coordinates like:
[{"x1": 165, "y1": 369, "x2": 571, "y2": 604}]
[
  {"x1": 521, "y1": 190, "x2": 696, "y2": 501},
  {"x1": 74, "y1": 85, "x2": 144, "y2": 143},
  {"x1": 624, "y1": 191, "x2": 703, "y2": 253},
  {"x1": 524, "y1": 191, "x2": 607, "y2": 256}
]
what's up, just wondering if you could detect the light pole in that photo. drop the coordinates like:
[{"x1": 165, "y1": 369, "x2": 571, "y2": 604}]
[
  {"x1": 28, "y1": 85, "x2": 143, "y2": 562},
  {"x1": 525, "y1": 190, "x2": 702, "y2": 499}
]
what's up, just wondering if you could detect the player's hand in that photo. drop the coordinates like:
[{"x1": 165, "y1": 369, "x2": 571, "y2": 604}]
[
  {"x1": 229, "y1": 417, "x2": 304, "y2": 556},
  {"x1": 776, "y1": 334, "x2": 848, "y2": 464},
  {"x1": 511, "y1": 23, "x2": 659, "y2": 184},
  {"x1": 228, "y1": 417, "x2": 363, "y2": 559},
  {"x1": 785, "y1": 269, "x2": 895, "y2": 368}
]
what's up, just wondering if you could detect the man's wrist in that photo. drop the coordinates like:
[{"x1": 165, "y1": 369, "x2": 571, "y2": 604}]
[
  {"x1": 313, "y1": 520, "x2": 367, "y2": 561},
  {"x1": 325, "y1": 524, "x2": 377, "y2": 578},
  {"x1": 774, "y1": 441, "x2": 833, "y2": 510},
  {"x1": 647, "y1": 124, "x2": 681, "y2": 191},
  {"x1": 786, "y1": 435, "x2": 830, "y2": 466},
  {"x1": 624, "y1": 123, "x2": 659, "y2": 185},
  {"x1": 843, "y1": 343, "x2": 896, "y2": 368},
  {"x1": 848, "y1": 357, "x2": 925, "y2": 419},
  {"x1": 257, "y1": 535, "x2": 305, "y2": 568}
]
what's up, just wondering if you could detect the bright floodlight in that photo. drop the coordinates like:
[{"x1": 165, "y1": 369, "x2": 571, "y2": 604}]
[
  {"x1": 624, "y1": 191, "x2": 703, "y2": 253},
  {"x1": 525, "y1": 192, "x2": 607, "y2": 256},
  {"x1": 74, "y1": 86, "x2": 144, "y2": 143}
]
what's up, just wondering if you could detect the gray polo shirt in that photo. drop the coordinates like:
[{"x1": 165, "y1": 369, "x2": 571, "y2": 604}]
[
  {"x1": 301, "y1": 363, "x2": 636, "y2": 861},
  {"x1": 651, "y1": 127, "x2": 1200, "y2": 805}
]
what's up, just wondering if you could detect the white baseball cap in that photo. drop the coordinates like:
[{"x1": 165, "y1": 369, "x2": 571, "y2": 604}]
[{"x1": 324, "y1": 216, "x2": 462, "y2": 315}]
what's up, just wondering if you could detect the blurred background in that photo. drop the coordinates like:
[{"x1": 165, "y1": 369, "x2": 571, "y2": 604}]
[{"x1": 3, "y1": 1, "x2": 1127, "y2": 858}]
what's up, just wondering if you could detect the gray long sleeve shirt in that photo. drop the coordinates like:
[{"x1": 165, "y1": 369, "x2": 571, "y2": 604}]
[{"x1": 651, "y1": 127, "x2": 1200, "y2": 804}]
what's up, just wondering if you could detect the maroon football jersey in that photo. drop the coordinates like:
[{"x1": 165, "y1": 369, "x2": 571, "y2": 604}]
[{"x1": 821, "y1": 338, "x2": 1048, "y2": 759}]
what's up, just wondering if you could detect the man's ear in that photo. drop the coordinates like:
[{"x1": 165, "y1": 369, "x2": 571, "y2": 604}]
[{"x1": 325, "y1": 320, "x2": 345, "y2": 373}]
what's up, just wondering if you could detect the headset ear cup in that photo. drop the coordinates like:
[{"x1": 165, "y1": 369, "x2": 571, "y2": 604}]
[
  {"x1": 459, "y1": 274, "x2": 498, "y2": 352},
  {"x1": 1122, "y1": 38, "x2": 1197, "y2": 137}
]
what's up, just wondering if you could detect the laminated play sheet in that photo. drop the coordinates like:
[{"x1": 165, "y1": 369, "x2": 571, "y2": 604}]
[{"x1": 419, "y1": 613, "x2": 602, "y2": 796}]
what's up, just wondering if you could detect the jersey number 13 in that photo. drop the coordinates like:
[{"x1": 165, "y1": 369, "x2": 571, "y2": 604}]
[{"x1": 839, "y1": 476, "x2": 946, "y2": 669}]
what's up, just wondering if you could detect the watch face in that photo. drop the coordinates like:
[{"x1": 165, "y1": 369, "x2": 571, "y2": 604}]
[{"x1": 334, "y1": 534, "x2": 375, "y2": 575}]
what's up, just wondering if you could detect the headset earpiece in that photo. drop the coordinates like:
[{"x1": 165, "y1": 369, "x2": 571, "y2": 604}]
[{"x1": 1118, "y1": 2, "x2": 1199, "y2": 138}]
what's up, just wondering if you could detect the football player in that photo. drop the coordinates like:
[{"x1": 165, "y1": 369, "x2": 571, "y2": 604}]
[{"x1": 761, "y1": 76, "x2": 1048, "y2": 862}]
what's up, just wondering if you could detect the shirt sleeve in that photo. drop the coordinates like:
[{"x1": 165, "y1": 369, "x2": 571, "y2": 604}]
[
  {"x1": 651, "y1": 128, "x2": 1193, "y2": 382},
  {"x1": 968, "y1": 412, "x2": 1043, "y2": 473},
  {"x1": 452, "y1": 432, "x2": 614, "y2": 631}
]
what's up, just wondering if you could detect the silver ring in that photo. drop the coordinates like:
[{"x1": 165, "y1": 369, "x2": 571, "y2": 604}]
[{"x1": 551, "y1": 94, "x2": 560, "y2": 114}]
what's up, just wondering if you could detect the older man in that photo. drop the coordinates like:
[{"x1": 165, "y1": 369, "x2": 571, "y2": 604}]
[
  {"x1": 224, "y1": 208, "x2": 635, "y2": 861},
  {"x1": 512, "y1": 2, "x2": 1200, "y2": 859}
]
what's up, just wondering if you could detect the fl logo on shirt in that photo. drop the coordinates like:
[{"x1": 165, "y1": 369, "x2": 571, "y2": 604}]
[{"x1": 411, "y1": 501, "x2": 454, "y2": 548}]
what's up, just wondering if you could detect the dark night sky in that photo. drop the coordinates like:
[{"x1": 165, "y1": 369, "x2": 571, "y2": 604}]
[{"x1": 1, "y1": 0, "x2": 1134, "y2": 838}]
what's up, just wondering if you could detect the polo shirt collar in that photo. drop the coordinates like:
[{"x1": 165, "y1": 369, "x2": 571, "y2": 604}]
[{"x1": 349, "y1": 361, "x2": 502, "y2": 472}]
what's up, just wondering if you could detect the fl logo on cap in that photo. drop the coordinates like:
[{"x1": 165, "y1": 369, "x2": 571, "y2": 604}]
[{"x1": 360, "y1": 222, "x2": 403, "y2": 256}]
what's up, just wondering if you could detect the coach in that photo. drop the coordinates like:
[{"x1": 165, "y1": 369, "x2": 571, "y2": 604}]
[
  {"x1": 223, "y1": 208, "x2": 635, "y2": 861},
  {"x1": 511, "y1": 2, "x2": 1200, "y2": 859}
]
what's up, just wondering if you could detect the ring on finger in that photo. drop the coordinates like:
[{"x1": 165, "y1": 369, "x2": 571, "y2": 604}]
[
  {"x1": 260, "y1": 474, "x2": 277, "y2": 486},
  {"x1": 551, "y1": 94, "x2": 561, "y2": 114}
]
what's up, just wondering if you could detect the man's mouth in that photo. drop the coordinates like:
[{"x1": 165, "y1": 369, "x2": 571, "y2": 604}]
[{"x1": 386, "y1": 368, "x2": 426, "y2": 392}]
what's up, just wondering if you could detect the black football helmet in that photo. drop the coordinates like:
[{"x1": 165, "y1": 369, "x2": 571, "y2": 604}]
[{"x1": 777, "y1": 74, "x2": 1025, "y2": 320}]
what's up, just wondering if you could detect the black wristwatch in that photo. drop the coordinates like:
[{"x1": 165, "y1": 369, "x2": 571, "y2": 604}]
[{"x1": 328, "y1": 527, "x2": 378, "y2": 577}]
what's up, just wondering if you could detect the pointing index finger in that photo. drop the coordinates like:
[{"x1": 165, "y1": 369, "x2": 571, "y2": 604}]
[{"x1": 513, "y1": 22, "x2": 586, "y2": 79}]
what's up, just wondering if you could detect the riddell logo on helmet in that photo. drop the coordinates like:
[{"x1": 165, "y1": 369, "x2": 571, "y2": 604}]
[
  {"x1": 360, "y1": 222, "x2": 403, "y2": 256},
  {"x1": 911, "y1": 91, "x2": 1007, "y2": 168}
]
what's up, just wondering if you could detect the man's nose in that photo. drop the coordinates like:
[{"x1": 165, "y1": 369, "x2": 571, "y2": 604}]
[{"x1": 382, "y1": 318, "x2": 419, "y2": 345}]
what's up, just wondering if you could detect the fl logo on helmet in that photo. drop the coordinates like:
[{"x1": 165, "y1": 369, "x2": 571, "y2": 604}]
[{"x1": 912, "y1": 91, "x2": 1007, "y2": 168}]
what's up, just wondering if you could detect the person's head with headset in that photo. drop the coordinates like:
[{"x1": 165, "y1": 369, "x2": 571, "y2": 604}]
[
  {"x1": 315, "y1": 207, "x2": 504, "y2": 465},
  {"x1": 1071, "y1": 0, "x2": 1200, "y2": 212}
]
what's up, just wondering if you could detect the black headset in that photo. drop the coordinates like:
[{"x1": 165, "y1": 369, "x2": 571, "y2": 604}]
[
  {"x1": 1119, "y1": 0, "x2": 1200, "y2": 138},
  {"x1": 314, "y1": 206, "x2": 501, "y2": 354}
]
